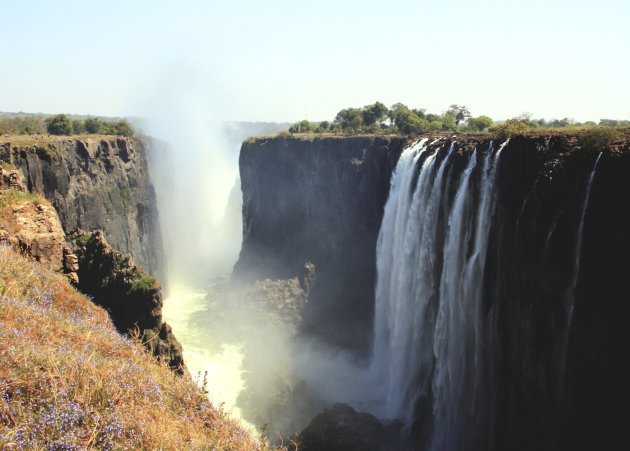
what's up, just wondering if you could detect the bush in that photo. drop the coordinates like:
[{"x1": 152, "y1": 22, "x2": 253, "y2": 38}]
[
  {"x1": 45, "y1": 114, "x2": 72, "y2": 135},
  {"x1": 492, "y1": 117, "x2": 532, "y2": 139},
  {"x1": 128, "y1": 273, "x2": 158, "y2": 294},
  {"x1": 0, "y1": 116, "x2": 47, "y2": 135},
  {"x1": 468, "y1": 115, "x2": 494, "y2": 131},
  {"x1": 84, "y1": 117, "x2": 102, "y2": 134},
  {"x1": 578, "y1": 127, "x2": 624, "y2": 150},
  {"x1": 72, "y1": 119, "x2": 85, "y2": 134},
  {"x1": 113, "y1": 120, "x2": 133, "y2": 137}
]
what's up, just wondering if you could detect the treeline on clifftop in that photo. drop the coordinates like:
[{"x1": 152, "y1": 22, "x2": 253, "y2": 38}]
[
  {"x1": 288, "y1": 102, "x2": 630, "y2": 136},
  {"x1": 0, "y1": 113, "x2": 134, "y2": 137}
]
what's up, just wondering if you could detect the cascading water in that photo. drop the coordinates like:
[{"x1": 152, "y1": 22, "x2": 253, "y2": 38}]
[
  {"x1": 370, "y1": 139, "x2": 507, "y2": 450},
  {"x1": 370, "y1": 138, "x2": 608, "y2": 450},
  {"x1": 556, "y1": 151, "x2": 603, "y2": 396}
]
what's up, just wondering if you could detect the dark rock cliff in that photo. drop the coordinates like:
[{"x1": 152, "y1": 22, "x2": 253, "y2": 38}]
[
  {"x1": 234, "y1": 136, "x2": 406, "y2": 352},
  {"x1": 69, "y1": 229, "x2": 184, "y2": 373},
  {"x1": 483, "y1": 134, "x2": 629, "y2": 451},
  {"x1": 235, "y1": 132, "x2": 629, "y2": 450},
  {"x1": 0, "y1": 137, "x2": 162, "y2": 276}
]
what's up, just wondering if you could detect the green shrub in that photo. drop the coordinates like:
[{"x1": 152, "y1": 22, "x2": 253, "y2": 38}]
[
  {"x1": 128, "y1": 273, "x2": 157, "y2": 294},
  {"x1": 72, "y1": 119, "x2": 86, "y2": 134},
  {"x1": 73, "y1": 234, "x2": 92, "y2": 248},
  {"x1": 113, "y1": 120, "x2": 134, "y2": 136},
  {"x1": 492, "y1": 118, "x2": 531, "y2": 139},
  {"x1": 468, "y1": 115, "x2": 494, "y2": 131},
  {"x1": 578, "y1": 127, "x2": 624, "y2": 150},
  {"x1": 84, "y1": 117, "x2": 103, "y2": 134},
  {"x1": 45, "y1": 114, "x2": 72, "y2": 135}
]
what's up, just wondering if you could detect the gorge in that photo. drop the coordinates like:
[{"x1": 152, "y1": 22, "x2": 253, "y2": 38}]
[
  {"x1": 234, "y1": 132, "x2": 629, "y2": 450},
  {"x1": 2, "y1": 130, "x2": 627, "y2": 450}
]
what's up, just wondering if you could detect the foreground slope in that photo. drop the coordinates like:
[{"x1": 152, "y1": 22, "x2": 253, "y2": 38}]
[{"x1": 0, "y1": 246, "x2": 267, "y2": 450}]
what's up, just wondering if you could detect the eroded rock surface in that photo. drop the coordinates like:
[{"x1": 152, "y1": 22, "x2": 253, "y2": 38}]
[
  {"x1": 235, "y1": 136, "x2": 406, "y2": 352},
  {"x1": 299, "y1": 403, "x2": 405, "y2": 451},
  {"x1": 0, "y1": 137, "x2": 162, "y2": 275},
  {"x1": 69, "y1": 229, "x2": 184, "y2": 373}
]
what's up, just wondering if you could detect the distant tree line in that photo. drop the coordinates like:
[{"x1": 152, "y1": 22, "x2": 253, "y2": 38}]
[
  {"x1": 287, "y1": 102, "x2": 630, "y2": 136},
  {"x1": 0, "y1": 114, "x2": 134, "y2": 137}
]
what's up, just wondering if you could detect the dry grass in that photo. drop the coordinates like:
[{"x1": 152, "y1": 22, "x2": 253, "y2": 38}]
[
  {"x1": 1, "y1": 134, "x2": 124, "y2": 147},
  {"x1": 0, "y1": 246, "x2": 277, "y2": 450},
  {"x1": 0, "y1": 190, "x2": 48, "y2": 234}
]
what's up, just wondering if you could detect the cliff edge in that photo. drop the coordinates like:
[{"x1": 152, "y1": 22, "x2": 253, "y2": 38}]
[
  {"x1": 0, "y1": 135, "x2": 162, "y2": 276},
  {"x1": 234, "y1": 135, "x2": 406, "y2": 352}
]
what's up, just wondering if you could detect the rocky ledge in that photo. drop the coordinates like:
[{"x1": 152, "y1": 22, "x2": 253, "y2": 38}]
[{"x1": 68, "y1": 229, "x2": 184, "y2": 373}]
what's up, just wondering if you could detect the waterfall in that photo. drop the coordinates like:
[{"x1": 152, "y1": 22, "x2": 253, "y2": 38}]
[
  {"x1": 556, "y1": 152, "x2": 603, "y2": 395},
  {"x1": 371, "y1": 139, "x2": 507, "y2": 450}
]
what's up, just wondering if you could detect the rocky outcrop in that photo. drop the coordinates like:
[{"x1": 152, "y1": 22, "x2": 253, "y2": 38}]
[
  {"x1": 234, "y1": 136, "x2": 406, "y2": 352},
  {"x1": 0, "y1": 137, "x2": 162, "y2": 276},
  {"x1": 68, "y1": 229, "x2": 184, "y2": 373},
  {"x1": 0, "y1": 193, "x2": 66, "y2": 272},
  {"x1": 299, "y1": 403, "x2": 405, "y2": 451}
]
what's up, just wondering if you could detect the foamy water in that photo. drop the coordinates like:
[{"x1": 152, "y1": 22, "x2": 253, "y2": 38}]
[{"x1": 162, "y1": 283, "x2": 247, "y2": 421}]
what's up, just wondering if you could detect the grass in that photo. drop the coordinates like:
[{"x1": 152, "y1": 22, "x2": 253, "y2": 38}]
[
  {"x1": 0, "y1": 246, "x2": 280, "y2": 450},
  {"x1": 0, "y1": 190, "x2": 41, "y2": 211},
  {"x1": 245, "y1": 127, "x2": 630, "y2": 145},
  {"x1": 128, "y1": 273, "x2": 158, "y2": 294},
  {"x1": 0, "y1": 190, "x2": 48, "y2": 234},
  {"x1": 0, "y1": 134, "x2": 129, "y2": 147}
]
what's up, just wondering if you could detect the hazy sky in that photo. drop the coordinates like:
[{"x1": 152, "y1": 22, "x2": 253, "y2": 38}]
[{"x1": 1, "y1": 0, "x2": 628, "y2": 122}]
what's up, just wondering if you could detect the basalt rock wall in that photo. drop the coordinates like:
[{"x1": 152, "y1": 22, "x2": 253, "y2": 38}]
[
  {"x1": 236, "y1": 132, "x2": 629, "y2": 450},
  {"x1": 0, "y1": 137, "x2": 162, "y2": 276},
  {"x1": 234, "y1": 136, "x2": 406, "y2": 351}
]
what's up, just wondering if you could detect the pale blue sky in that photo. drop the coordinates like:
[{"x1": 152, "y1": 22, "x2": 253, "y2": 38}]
[{"x1": 1, "y1": 0, "x2": 628, "y2": 122}]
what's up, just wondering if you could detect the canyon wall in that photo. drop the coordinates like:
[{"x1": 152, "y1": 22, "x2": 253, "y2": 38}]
[
  {"x1": 234, "y1": 136, "x2": 406, "y2": 351},
  {"x1": 0, "y1": 137, "x2": 162, "y2": 276},
  {"x1": 236, "y1": 133, "x2": 629, "y2": 450}
]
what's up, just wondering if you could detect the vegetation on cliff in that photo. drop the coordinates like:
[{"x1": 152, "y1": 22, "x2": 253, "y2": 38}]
[
  {"x1": 69, "y1": 229, "x2": 185, "y2": 373},
  {"x1": 287, "y1": 102, "x2": 630, "y2": 137},
  {"x1": 0, "y1": 245, "x2": 277, "y2": 450},
  {"x1": 0, "y1": 113, "x2": 134, "y2": 137}
]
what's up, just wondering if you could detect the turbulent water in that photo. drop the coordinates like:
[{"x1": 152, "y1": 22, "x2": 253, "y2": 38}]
[
  {"x1": 370, "y1": 139, "x2": 604, "y2": 450},
  {"x1": 161, "y1": 282, "x2": 247, "y2": 419}
]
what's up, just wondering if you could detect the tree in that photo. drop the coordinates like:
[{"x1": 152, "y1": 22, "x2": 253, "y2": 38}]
[
  {"x1": 72, "y1": 119, "x2": 86, "y2": 134},
  {"x1": 334, "y1": 108, "x2": 363, "y2": 130},
  {"x1": 45, "y1": 114, "x2": 72, "y2": 135},
  {"x1": 299, "y1": 120, "x2": 314, "y2": 132},
  {"x1": 388, "y1": 103, "x2": 411, "y2": 128},
  {"x1": 84, "y1": 117, "x2": 102, "y2": 134},
  {"x1": 361, "y1": 101, "x2": 389, "y2": 126},
  {"x1": 447, "y1": 104, "x2": 471, "y2": 126},
  {"x1": 467, "y1": 115, "x2": 494, "y2": 131},
  {"x1": 319, "y1": 120, "x2": 330, "y2": 131},
  {"x1": 289, "y1": 120, "x2": 315, "y2": 133},
  {"x1": 113, "y1": 120, "x2": 133, "y2": 136}
]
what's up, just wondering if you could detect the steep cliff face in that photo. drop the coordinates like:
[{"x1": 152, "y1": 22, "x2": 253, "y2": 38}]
[
  {"x1": 234, "y1": 136, "x2": 406, "y2": 351},
  {"x1": 69, "y1": 229, "x2": 184, "y2": 373},
  {"x1": 0, "y1": 137, "x2": 162, "y2": 276},
  {"x1": 236, "y1": 132, "x2": 629, "y2": 450},
  {"x1": 486, "y1": 134, "x2": 629, "y2": 451}
]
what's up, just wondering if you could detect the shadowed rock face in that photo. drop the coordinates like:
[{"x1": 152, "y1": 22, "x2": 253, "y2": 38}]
[
  {"x1": 486, "y1": 135, "x2": 630, "y2": 451},
  {"x1": 236, "y1": 133, "x2": 630, "y2": 451},
  {"x1": 299, "y1": 403, "x2": 405, "y2": 451},
  {"x1": 1, "y1": 137, "x2": 162, "y2": 276},
  {"x1": 234, "y1": 136, "x2": 406, "y2": 353},
  {"x1": 69, "y1": 229, "x2": 184, "y2": 373}
]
